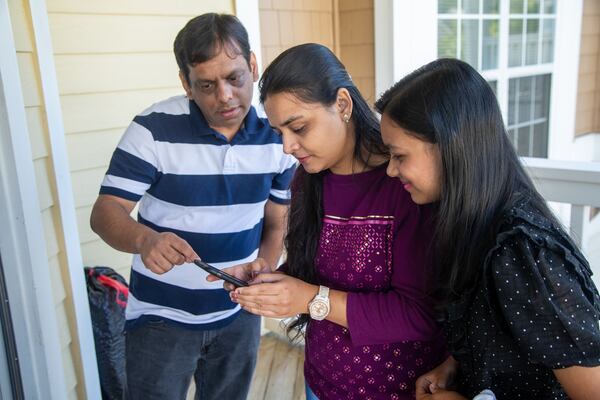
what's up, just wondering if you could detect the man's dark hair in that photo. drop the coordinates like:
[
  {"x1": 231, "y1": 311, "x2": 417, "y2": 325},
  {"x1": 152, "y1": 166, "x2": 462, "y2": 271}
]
[{"x1": 174, "y1": 13, "x2": 251, "y2": 84}]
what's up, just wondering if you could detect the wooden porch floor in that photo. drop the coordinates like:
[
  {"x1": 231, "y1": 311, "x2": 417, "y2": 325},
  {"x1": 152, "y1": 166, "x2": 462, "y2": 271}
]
[
  {"x1": 248, "y1": 332, "x2": 306, "y2": 400},
  {"x1": 186, "y1": 332, "x2": 306, "y2": 400}
]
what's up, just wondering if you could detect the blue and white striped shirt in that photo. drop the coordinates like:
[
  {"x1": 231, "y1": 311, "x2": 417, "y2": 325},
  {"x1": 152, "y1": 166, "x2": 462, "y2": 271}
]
[{"x1": 100, "y1": 95, "x2": 296, "y2": 329}]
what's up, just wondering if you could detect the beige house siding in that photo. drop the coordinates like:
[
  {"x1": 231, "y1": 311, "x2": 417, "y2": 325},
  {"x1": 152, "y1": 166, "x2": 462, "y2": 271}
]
[
  {"x1": 8, "y1": 1, "x2": 234, "y2": 398},
  {"x1": 576, "y1": 0, "x2": 600, "y2": 136},
  {"x1": 46, "y1": 0, "x2": 234, "y2": 282},
  {"x1": 339, "y1": 0, "x2": 375, "y2": 103},
  {"x1": 259, "y1": 0, "x2": 375, "y2": 104},
  {"x1": 259, "y1": 0, "x2": 336, "y2": 69},
  {"x1": 8, "y1": 0, "x2": 79, "y2": 398}
]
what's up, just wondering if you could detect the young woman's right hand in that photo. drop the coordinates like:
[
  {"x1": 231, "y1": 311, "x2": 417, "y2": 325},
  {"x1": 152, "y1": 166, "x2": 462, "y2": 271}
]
[
  {"x1": 206, "y1": 257, "x2": 272, "y2": 291},
  {"x1": 416, "y1": 355, "x2": 458, "y2": 399}
]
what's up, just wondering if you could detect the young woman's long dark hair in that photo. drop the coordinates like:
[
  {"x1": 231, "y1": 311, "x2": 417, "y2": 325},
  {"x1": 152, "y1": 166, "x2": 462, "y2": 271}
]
[
  {"x1": 259, "y1": 43, "x2": 387, "y2": 338},
  {"x1": 374, "y1": 58, "x2": 561, "y2": 303}
]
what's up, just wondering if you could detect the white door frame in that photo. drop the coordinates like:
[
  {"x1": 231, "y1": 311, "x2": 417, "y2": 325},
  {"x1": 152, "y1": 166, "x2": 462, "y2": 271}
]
[{"x1": 0, "y1": 1, "x2": 68, "y2": 398}]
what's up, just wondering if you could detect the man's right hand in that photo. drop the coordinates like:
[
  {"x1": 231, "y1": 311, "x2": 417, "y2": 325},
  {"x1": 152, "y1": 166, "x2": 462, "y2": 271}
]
[{"x1": 138, "y1": 231, "x2": 198, "y2": 274}]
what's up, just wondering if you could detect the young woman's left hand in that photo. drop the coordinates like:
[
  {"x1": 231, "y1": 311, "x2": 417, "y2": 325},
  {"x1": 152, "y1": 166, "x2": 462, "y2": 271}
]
[
  {"x1": 416, "y1": 389, "x2": 468, "y2": 400},
  {"x1": 230, "y1": 273, "x2": 318, "y2": 318}
]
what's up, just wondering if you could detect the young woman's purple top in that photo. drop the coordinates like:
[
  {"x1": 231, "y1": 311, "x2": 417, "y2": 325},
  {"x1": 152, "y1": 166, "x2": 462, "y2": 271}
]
[{"x1": 304, "y1": 163, "x2": 446, "y2": 400}]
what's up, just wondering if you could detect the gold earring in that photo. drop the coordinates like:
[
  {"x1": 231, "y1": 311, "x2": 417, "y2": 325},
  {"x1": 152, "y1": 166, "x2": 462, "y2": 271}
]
[{"x1": 343, "y1": 114, "x2": 350, "y2": 123}]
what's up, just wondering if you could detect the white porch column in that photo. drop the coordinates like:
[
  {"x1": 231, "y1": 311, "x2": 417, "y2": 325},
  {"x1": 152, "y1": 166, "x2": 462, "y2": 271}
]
[{"x1": 374, "y1": 0, "x2": 437, "y2": 98}]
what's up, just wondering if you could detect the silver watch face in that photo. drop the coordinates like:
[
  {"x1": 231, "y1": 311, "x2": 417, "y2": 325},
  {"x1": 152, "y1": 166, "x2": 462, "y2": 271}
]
[{"x1": 309, "y1": 299, "x2": 329, "y2": 319}]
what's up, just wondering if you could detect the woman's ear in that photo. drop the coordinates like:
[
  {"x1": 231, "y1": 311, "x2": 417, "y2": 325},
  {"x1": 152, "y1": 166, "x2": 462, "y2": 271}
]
[{"x1": 336, "y1": 88, "x2": 353, "y2": 120}]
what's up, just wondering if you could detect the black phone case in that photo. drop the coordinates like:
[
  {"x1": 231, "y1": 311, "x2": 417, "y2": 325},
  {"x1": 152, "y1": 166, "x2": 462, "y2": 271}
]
[{"x1": 193, "y1": 259, "x2": 249, "y2": 287}]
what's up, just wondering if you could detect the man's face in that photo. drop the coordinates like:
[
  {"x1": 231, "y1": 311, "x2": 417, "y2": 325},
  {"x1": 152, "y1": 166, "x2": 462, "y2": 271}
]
[{"x1": 180, "y1": 47, "x2": 258, "y2": 138}]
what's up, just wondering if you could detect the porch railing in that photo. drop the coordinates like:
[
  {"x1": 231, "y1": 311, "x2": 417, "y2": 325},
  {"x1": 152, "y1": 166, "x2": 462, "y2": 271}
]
[{"x1": 523, "y1": 157, "x2": 600, "y2": 246}]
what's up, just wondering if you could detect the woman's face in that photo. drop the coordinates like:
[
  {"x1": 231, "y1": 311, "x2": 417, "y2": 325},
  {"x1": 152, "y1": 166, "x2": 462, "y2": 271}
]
[
  {"x1": 263, "y1": 91, "x2": 356, "y2": 175},
  {"x1": 380, "y1": 113, "x2": 442, "y2": 204}
]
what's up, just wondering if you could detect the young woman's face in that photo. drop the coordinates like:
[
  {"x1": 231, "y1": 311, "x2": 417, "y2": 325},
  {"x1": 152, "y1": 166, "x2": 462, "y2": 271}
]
[
  {"x1": 380, "y1": 113, "x2": 442, "y2": 204},
  {"x1": 263, "y1": 91, "x2": 356, "y2": 175}
]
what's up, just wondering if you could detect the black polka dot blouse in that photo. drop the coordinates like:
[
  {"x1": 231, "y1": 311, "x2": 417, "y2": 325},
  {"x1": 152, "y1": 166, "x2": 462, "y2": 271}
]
[{"x1": 444, "y1": 199, "x2": 600, "y2": 399}]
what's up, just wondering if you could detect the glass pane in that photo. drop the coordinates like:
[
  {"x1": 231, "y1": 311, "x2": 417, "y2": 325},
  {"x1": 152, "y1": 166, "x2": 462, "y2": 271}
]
[
  {"x1": 508, "y1": 78, "x2": 518, "y2": 125},
  {"x1": 508, "y1": 128, "x2": 517, "y2": 147},
  {"x1": 518, "y1": 76, "x2": 533, "y2": 124},
  {"x1": 534, "y1": 74, "x2": 551, "y2": 119},
  {"x1": 517, "y1": 125, "x2": 532, "y2": 156},
  {"x1": 532, "y1": 122, "x2": 548, "y2": 157},
  {"x1": 462, "y1": 0, "x2": 479, "y2": 14},
  {"x1": 487, "y1": 80, "x2": 498, "y2": 96},
  {"x1": 439, "y1": 0, "x2": 458, "y2": 13},
  {"x1": 510, "y1": 0, "x2": 525, "y2": 13},
  {"x1": 438, "y1": 20, "x2": 458, "y2": 58},
  {"x1": 483, "y1": 0, "x2": 500, "y2": 14},
  {"x1": 543, "y1": 0, "x2": 556, "y2": 14},
  {"x1": 461, "y1": 19, "x2": 479, "y2": 68},
  {"x1": 542, "y1": 19, "x2": 555, "y2": 63},
  {"x1": 482, "y1": 19, "x2": 499, "y2": 70},
  {"x1": 525, "y1": 19, "x2": 539, "y2": 65},
  {"x1": 509, "y1": 19, "x2": 523, "y2": 67},
  {"x1": 527, "y1": 0, "x2": 540, "y2": 14}
]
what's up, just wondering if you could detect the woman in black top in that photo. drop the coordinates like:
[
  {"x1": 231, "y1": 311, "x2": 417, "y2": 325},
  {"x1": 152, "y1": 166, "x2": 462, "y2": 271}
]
[{"x1": 375, "y1": 58, "x2": 600, "y2": 399}]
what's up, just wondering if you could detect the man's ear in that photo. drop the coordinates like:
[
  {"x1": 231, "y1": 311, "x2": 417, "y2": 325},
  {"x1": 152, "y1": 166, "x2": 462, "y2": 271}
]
[
  {"x1": 249, "y1": 51, "x2": 259, "y2": 82},
  {"x1": 336, "y1": 88, "x2": 353, "y2": 118},
  {"x1": 179, "y1": 70, "x2": 192, "y2": 97}
]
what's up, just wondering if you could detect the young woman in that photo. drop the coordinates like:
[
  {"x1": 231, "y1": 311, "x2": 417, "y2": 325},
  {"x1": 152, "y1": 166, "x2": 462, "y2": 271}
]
[
  {"x1": 374, "y1": 58, "x2": 600, "y2": 400},
  {"x1": 212, "y1": 43, "x2": 447, "y2": 399}
]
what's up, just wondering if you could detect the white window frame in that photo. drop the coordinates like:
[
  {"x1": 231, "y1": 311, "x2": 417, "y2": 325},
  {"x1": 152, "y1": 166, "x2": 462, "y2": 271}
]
[{"x1": 374, "y1": 0, "x2": 583, "y2": 161}]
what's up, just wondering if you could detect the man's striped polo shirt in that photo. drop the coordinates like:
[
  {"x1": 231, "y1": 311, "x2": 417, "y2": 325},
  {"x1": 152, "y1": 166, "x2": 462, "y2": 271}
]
[{"x1": 99, "y1": 95, "x2": 296, "y2": 330}]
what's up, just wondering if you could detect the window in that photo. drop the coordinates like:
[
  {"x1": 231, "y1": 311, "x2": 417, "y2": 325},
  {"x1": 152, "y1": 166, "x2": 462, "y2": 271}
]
[{"x1": 438, "y1": 0, "x2": 556, "y2": 158}]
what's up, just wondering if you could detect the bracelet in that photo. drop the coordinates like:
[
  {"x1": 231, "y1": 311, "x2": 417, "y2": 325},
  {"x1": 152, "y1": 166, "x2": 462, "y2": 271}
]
[{"x1": 472, "y1": 389, "x2": 496, "y2": 400}]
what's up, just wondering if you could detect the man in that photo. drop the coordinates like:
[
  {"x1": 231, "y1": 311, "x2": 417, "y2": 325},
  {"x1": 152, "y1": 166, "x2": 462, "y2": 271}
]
[{"x1": 90, "y1": 13, "x2": 296, "y2": 400}]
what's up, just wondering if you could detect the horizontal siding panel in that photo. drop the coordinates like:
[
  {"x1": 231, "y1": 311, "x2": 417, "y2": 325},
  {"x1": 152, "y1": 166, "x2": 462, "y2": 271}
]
[
  {"x1": 49, "y1": 14, "x2": 194, "y2": 54},
  {"x1": 71, "y1": 167, "x2": 106, "y2": 208},
  {"x1": 82, "y1": 239, "x2": 133, "y2": 278},
  {"x1": 26, "y1": 106, "x2": 50, "y2": 160},
  {"x1": 42, "y1": 208, "x2": 61, "y2": 259},
  {"x1": 8, "y1": 0, "x2": 34, "y2": 52},
  {"x1": 338, "y1": 0, "x2": 372, "y2": 11},
  {"x1": 56, "y1": 302, "x2": 73, "y2": 348},
  {"x1": 341, "y1": 44, "x2": 374, "y2": 77},
  {"x1": 34, "y1": 158, "x2": 54, "y2": 211},
  {"x1": 578, "y1": 72, "x2": 598, "y2": 93},
  {"x1": 48, "y1": 255, "x2": 67, "y2": 305},
  {"x1": 60, "y1": 87, "x2": 181, "y2": 134},
  {"x1": 47, "y1": 0, "x2": 232, "y2": 16},
  {"x1": 340, "y1": 9, "x2": 374, "y2": 45},
  {"x1": 55, "y1": 53, "x2": 180, "y2": 95},
  {"x1": 56, "y1": 313, "x2": 78, "y2": 394},
  {"x1": 66, "y1": 129, "x2": 122, "y2": 172},
  {"x1": 17, "y1": 52, "x2": 41, "y2": 107},
  {"x1": 76, "y1": 205, "x2": 96, "y2": 244}
]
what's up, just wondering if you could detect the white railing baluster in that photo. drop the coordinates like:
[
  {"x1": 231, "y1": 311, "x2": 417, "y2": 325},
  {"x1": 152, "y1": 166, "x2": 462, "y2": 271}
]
[{"x1": 570, "y1": 205, "x2": 586, "y2": 247}]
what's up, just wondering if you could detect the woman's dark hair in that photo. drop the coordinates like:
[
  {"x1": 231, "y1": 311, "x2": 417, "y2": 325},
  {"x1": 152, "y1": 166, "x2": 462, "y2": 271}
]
[
  {"x1": 259, "y1": 43, "x2": 387, "y2": 339},
  {"x1": 174, "y1": 13, "x2": 251, "y2": 84},
  {"x1": 375, "y1": 58, "x2": 560, "y2": 304}
]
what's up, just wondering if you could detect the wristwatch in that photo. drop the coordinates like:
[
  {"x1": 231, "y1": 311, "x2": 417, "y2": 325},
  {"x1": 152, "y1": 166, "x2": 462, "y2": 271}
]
[{"x1": 308, "y1": 285, "x2": 330, "y2": 320}]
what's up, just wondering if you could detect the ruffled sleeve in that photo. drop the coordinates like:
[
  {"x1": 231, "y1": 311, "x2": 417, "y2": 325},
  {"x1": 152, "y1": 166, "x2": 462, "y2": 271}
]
[{"x1": 489, "y1": 230, "x2": 600, "y2": 369}]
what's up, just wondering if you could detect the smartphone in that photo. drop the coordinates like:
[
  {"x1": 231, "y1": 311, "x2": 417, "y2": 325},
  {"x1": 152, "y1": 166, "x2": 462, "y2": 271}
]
[{"x1": 193, "y1": 259, "x2": 249, "y2": 287}]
